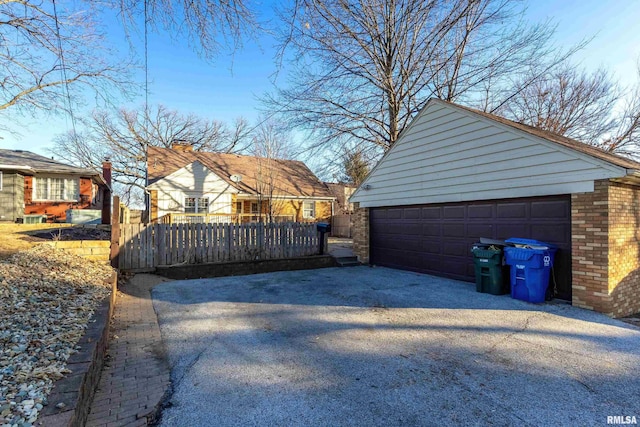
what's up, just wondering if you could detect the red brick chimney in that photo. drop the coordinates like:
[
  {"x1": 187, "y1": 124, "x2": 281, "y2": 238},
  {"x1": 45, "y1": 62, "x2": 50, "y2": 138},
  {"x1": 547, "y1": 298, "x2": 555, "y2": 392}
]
[{"x1": 101, "y1": 160, "x2": 112, "y2": 224}]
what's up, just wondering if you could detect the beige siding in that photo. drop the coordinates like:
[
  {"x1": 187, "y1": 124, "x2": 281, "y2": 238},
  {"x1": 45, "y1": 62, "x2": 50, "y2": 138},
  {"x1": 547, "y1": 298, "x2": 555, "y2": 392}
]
[
  {"x1": 352, "y1": 102, "x2": 627, "y2": 207},
  {"x1": 0, "y1": 172, "x2": 24, "y2": 221},
  {"x1": 149, "y1": 161, "x2": 235, "y2": 217}
]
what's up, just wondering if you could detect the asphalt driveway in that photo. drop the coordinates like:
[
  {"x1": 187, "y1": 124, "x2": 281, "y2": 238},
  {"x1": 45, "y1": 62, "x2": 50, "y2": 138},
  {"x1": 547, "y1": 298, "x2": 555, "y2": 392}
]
[{"x1": 152, "y1": 266, "x2": 640, "y2": 426}]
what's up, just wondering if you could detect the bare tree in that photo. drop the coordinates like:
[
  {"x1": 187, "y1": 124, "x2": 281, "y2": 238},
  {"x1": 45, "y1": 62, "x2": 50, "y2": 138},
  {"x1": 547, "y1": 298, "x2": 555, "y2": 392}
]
[
  {"x1": 498, "y1": 64, "x2": 640, "y2": 158},
  {"x1": 111, "y1": 0, "x2": 258, "y2": 60},
  {"x1": 0, "y1": 1, "x2": 132, "y2": 121},
  {"x1": 602, "y1": 82, "x2": 640, "y2": 157},
  {"x1": 52, "y1": 105, "x2": 251, "y2": 205},
  {"x1": 251, "y1": 119, "x2": 293, "y2": 222},
  {"x1": 499, "y1": 67, "x2": 619, "y2": 142},
  {"x1": 265, "y1": 0, "x2": 572, "y2": 153}
]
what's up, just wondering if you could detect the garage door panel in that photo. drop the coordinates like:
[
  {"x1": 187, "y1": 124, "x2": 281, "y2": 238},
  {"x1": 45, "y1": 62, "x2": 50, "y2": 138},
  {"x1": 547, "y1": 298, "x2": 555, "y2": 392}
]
[
  {"x1": 423, "y1": 224, "x2": 441, "y2": 236},
  {"x1": 467, "y1": 224, "x2": 493, "y2": 238},
  {"x1": 497, "y1": 203, "x2": 527, "y2": 218},
  {"x1": 443, "y1": 240, "x2": 468, "y2": 257},
  {"x1": 422, "y1": 240, "x2": 441, "y2": 254},
  {"x1": 386, "y1": 223, "x2": 407, "y2": 235},
  {"x1": 370, "y1": 209, "x2": 387, "y2": 220},
  {"x1": 531, "y1": 201, "x2": 568, "y2": 218},
  {"x1": 468, "y1": 204, "x2": 494, "y2": 218},
  {"x1": 444, "y1": 206, "x2": 465, "y2": 219},
  {"x1": 529, "y1": 224, "x2": 569, "y2": 244},
  {"x1": 403, "y1": 238, "x2": 423, "y2": 252},
  {"x1": 387, "y1": 209, "x2": 403, "y2": 219},
  {"x1": 370, "y1": 195, "x2": 572, "y2": 300},
  {"x1": 466, "y1": 262, "x2": 476, "y2": 278},
  {"x1": 496, "y1": 223, "x2": 528, "y2": 239},
  {"x1": 401, "y1": 223, "x2": 422, "y2": 236},
  {"x1": 443, "y1": 223, "x2": 465, "y2": 238},
  {"x1": 422, "y1": 207, "x2": 441, "y2": 219},
  {"x1": 440, "y1": 257, "x2": 468, "y2": 276},
  {"x1": 404, "y1": 208, "x2": 421, "y2": 219}
]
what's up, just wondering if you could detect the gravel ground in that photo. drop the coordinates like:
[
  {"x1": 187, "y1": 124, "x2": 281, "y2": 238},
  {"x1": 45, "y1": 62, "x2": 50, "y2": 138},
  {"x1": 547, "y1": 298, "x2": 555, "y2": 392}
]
[{"x1": 0, "y1": 245, "x2": 113, "y2": 427}]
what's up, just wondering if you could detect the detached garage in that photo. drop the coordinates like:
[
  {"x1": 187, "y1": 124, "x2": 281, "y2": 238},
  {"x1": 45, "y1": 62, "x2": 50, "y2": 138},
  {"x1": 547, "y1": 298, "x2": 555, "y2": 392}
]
[{"x1": 351, "y1": 99, "x2": 640, "y2": 318}]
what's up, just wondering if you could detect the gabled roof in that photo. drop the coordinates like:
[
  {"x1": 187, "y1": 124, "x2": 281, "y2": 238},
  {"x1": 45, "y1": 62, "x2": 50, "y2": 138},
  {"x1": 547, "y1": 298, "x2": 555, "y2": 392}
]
[
  {"x1": 440, "y1": 100, "x2": 640, "y2": 171},
  {"x1": 147, "y1": 147, "x2": 334, "y2": 199},
  {"x1": 0, "y1": 149, "x2": 99, "y2": 175},
  {"x1": 351, "y1": 98, "x2": 640, "y2": 207}
]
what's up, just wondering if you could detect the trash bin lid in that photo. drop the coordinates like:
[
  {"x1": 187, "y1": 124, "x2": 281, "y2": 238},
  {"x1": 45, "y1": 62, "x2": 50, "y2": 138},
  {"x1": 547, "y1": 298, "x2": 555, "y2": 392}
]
[{"x1": 505, "y1": 238, "x2": 557, "y2": 250}]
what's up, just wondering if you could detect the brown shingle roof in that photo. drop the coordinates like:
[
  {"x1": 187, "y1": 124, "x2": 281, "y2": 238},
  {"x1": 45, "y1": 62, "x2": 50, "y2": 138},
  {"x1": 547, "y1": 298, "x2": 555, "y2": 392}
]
[
  {"x1": 147, "y1": 147, "x2": 334, "y2": 199},
  {"x1": 436, "y1": 99, "x2": 640, "y2": 171}
]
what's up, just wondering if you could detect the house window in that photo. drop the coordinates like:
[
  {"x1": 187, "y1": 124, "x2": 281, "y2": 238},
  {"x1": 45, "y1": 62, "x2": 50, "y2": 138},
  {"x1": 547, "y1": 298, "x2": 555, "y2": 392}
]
[
  {"x1": 236, "y1": 201, "x2": 243, "y2": 213},
  {"x1": 33, "y1": 177, "x2": 79, "y2": 201},
  {"x1": 251, "y1": 202, "x2": 259, "y2": 214},
  {"x1": 184, "y1": 197, "x2": 209, "y2": 213},
  {"x1": 303, "y1": 201, "x2": 315, "y2": 219}
]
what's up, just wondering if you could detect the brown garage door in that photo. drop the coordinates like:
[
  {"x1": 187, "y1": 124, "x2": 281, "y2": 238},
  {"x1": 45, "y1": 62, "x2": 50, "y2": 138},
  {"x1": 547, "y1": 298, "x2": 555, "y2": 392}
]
[{"x1": 369, "y1": 195, "x2": 572, "y2": 300}]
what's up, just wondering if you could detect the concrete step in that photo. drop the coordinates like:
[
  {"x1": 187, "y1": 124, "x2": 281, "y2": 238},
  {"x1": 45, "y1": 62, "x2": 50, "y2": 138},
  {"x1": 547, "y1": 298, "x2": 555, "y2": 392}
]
[{"x1": 335, "y1": 256, "x2": 360, "y2": 267}]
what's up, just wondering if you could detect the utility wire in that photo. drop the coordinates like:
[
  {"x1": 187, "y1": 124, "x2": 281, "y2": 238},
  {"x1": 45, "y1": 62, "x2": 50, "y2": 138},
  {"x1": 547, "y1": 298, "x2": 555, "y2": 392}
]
[
  {"x1": 144, "y1": 0, "x2": 150, "y2": 214},
  {"x1": 51, "y1": 0, "x2": 78, "y2": 137}
]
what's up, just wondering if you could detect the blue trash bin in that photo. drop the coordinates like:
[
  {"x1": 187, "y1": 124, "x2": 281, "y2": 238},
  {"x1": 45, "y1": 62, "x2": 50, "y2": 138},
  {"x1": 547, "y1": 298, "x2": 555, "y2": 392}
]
[{"x1": 503, "y1": 238, "x2": 557, "y2": 303}]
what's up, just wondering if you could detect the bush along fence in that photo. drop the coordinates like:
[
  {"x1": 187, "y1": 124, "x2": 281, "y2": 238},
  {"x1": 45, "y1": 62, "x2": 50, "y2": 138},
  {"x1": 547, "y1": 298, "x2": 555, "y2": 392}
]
[{"x1": 113, "y1": 222, "x2": 321, "y2": 271}]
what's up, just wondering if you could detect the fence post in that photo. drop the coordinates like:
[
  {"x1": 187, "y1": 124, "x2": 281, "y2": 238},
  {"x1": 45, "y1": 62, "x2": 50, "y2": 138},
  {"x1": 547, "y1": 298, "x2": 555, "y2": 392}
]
[
  {"x1": 110, "y1": 195, "x2": 120, "y2": 269},
  {"x1": 257, "y1": 222, "x2": 264, "y2": 260}
]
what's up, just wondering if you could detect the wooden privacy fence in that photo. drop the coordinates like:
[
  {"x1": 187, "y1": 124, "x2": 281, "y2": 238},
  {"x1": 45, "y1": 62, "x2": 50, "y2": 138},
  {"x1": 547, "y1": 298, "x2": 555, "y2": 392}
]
[
  {"x1": 115, "y1": 222, "x2": 321, "y2": 271},
  {"x1": 331, "y1": 214, "x2": 352, "y2": 237}
]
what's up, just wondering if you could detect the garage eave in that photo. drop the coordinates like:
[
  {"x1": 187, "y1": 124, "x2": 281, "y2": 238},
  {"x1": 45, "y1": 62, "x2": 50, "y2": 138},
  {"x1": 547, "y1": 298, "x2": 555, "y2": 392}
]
[{"x1": 610, "y1": 169, "x2": 640, "y2": 186}]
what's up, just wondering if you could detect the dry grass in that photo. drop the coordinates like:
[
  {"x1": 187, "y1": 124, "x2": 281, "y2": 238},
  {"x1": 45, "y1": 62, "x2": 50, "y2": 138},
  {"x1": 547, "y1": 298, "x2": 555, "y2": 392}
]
[{"x1": 0, "y1": 223, "x2": 73, "y2": 259}]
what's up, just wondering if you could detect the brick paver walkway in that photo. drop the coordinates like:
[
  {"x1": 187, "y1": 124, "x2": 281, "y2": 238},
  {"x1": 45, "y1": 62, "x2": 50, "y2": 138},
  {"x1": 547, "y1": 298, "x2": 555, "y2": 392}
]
[{"x1": 86, "y1": 274, "x2": 172, "y2": 427}]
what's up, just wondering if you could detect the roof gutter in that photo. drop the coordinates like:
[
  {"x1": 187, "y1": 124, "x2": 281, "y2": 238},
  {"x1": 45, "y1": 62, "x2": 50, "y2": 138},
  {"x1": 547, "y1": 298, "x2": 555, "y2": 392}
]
[{"x1": 0, "y1": 164, "x2": 34, "y2": 171}]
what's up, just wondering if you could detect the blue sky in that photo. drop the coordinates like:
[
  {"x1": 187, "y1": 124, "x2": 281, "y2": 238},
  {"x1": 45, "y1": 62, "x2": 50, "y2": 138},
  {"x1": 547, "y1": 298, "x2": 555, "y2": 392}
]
[{"x1": 2, "y1": 0, "x2": 639, "y2": 158}]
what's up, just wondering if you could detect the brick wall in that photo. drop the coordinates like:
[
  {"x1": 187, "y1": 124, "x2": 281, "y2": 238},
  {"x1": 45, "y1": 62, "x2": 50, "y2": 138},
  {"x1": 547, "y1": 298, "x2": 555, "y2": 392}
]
[
  {"x1": 608, "y1": 182, "x2": 640, "y2": 317},
  {"x1": 24, "y1": 176, "x2": 100, "y2": 222},
  {"x1": 572, "y1": 179, "x2": 640, "y2": 317},
  {"x1": 352, "y1": 202, "x2": 370, "y2": 263},
  {"x1": 571, "y1": 180, "x2": 611, "y2": 313}
]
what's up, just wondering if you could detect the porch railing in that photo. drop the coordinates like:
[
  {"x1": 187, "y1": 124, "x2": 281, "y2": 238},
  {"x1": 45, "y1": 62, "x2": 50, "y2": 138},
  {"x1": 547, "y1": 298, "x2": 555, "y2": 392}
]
[{"x1": 156, "y1": 213, "x2": 296, "y2": 224}]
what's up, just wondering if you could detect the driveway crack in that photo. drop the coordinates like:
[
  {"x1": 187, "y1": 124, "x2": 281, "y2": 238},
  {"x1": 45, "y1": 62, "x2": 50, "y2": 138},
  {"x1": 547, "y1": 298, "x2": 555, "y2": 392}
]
[{"x1": 483, "y1": 312, "x2": 541, "y2": 355}]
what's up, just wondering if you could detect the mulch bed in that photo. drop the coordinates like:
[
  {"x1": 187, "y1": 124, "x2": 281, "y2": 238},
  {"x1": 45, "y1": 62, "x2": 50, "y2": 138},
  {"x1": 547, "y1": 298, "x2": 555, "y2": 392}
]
[{"x1": 31, "y1": 228, "x2": 110, "y2": 242}]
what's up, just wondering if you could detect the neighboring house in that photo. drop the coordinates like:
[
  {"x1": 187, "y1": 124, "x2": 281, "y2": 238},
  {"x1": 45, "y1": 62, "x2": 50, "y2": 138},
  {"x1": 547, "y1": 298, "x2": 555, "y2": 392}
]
[
  {"x1": 0, "y1": 150, "x2": 111, "y2": 223},
  {"x1": 324, "y1": 182, "x2": 356, "y2": 237},
  {"x1": 350, "y1": 98, "x2": 640, "y2": 318},
  {"x1": 147, "y1": 144, "x2": 335, "y2": 223},
  {"x1": 324, "y1": 182, "x2": 357, "y2": 214}
]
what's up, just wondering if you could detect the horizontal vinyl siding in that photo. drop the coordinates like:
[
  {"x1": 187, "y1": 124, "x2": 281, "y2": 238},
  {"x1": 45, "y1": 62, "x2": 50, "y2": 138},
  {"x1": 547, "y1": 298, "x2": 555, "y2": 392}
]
[
  {"x1": 0, "y1": 172, "x2": 23, "y2": 221},
  {"x1": 153, "y1": 161, "x2": 234, "y2": 217},
  {"x1": 353, "y1": 103, "x2": 626, "y2": 207}
]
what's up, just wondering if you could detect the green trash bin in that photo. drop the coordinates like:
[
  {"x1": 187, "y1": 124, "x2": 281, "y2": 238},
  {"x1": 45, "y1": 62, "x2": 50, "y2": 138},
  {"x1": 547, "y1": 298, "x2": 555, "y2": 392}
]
[{"x1": 471, "y1": 244, "x2": 509, "y2": 295}]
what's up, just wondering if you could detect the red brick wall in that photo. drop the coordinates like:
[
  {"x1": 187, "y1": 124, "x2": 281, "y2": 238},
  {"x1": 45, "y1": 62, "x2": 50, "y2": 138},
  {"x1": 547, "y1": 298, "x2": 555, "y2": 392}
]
[
  {"x1": 572, "y1": 179, "x2": 640, "y2": 317},
  {"x1": 352, "y1": 202, "x2": 370, "y2": 263},
  {"x1": 23, "y1": 176, "x2": 101, "y2": 222}
]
